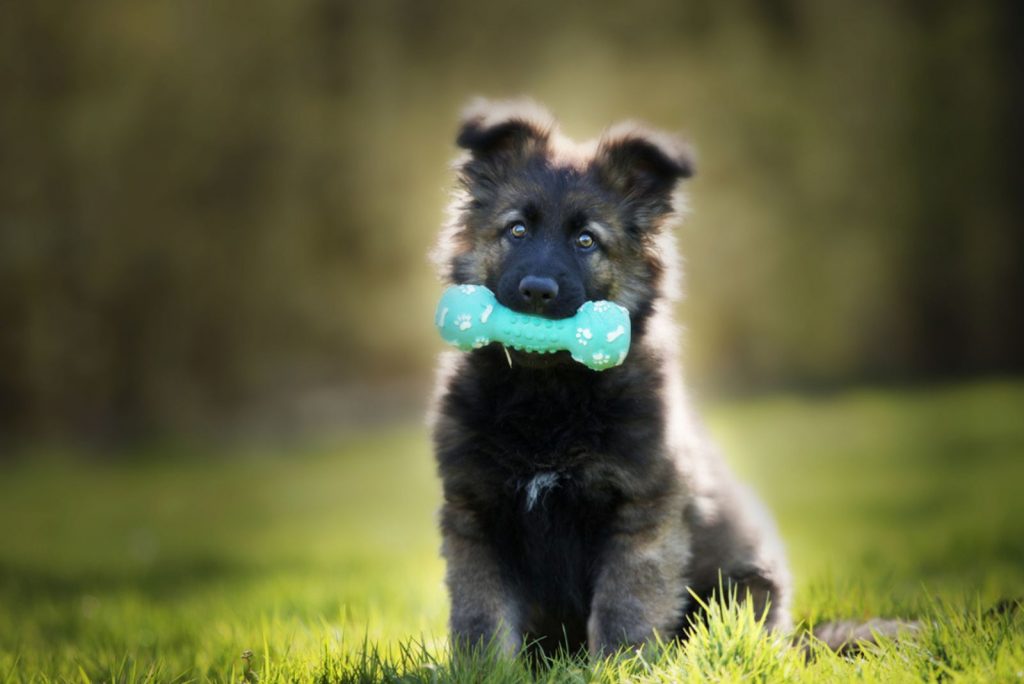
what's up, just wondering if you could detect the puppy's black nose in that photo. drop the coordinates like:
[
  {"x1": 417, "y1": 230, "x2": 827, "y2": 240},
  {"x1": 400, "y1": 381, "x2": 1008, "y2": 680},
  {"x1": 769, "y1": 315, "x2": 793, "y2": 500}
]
[{"x1": 519, "y1": 275, "x2": 559, "y2": 306}]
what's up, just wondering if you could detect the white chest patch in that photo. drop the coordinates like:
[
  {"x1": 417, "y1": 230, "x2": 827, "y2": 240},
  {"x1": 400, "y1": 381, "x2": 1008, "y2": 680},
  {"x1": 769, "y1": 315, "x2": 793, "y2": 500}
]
[{"x1": 523, "y1": 472, "x2": 561, "y2": 511}]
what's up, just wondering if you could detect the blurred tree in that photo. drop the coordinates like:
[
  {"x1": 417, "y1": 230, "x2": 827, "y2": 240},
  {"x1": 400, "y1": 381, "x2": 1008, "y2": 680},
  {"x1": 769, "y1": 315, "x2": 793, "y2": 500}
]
[{"x1": 0, "y1": 0, "x2": 1020, "y2": 443}]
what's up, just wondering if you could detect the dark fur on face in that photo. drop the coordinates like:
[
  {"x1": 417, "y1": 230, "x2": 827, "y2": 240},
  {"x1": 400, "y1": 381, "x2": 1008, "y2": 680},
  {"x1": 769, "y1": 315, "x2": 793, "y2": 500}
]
[
  {"x1": 437, "y1": 99, "x2": 692, "y2": 340},
  {"x1": 431, "y1": 100, "x2": 791, "y2": 657}
]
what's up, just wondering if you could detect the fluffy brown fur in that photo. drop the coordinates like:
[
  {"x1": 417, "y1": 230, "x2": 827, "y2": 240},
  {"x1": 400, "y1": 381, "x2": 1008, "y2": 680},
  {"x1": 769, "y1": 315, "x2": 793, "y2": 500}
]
[{"x1": 430, "y1": 99, "x2": 791, "y2": 657}]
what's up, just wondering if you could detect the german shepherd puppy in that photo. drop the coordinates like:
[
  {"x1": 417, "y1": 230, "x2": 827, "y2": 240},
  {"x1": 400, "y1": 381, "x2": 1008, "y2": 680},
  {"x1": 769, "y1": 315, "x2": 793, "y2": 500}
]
[{"x1": 430, "y1": 99, "x2": 791, "y2": 657}]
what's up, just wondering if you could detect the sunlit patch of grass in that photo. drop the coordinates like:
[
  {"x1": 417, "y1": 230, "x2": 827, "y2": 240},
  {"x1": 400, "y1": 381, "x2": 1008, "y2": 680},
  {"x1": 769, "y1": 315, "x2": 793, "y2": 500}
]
[{"x1": 1, "y1": 380, "x2": 1023, "y2": 681}]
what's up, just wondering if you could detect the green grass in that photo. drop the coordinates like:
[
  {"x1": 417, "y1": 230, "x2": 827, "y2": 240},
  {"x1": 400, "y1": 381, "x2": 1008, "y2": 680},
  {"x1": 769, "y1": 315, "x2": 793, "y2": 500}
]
[{"x1": 2, "y1": 380, "x2": 1023, "y2": 682}]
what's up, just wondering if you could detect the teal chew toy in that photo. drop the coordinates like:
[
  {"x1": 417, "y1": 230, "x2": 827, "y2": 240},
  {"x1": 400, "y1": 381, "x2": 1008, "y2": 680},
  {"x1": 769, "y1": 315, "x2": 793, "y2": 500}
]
[{"x1": 435, "y1": 284, "x2": 631, "y2": 371}]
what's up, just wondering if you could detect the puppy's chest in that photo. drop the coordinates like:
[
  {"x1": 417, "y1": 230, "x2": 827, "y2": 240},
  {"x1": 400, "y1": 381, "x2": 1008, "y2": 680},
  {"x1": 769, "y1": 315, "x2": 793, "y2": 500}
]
[
  {"x1": 518, "y1": 471, "x2": 566, "y2": 512},
  {"x1": 492, "y1": 460, "x2": 618, "y2": 607},
  {"x1": 501, "y1": 455, "x2": 618, "y2": 522},
  {"x1": 487, "y1": 415, "x2": 623, "y2": 514},
  {"x1": 500, "y1": 445, "x2": 610, "y2": 513}
]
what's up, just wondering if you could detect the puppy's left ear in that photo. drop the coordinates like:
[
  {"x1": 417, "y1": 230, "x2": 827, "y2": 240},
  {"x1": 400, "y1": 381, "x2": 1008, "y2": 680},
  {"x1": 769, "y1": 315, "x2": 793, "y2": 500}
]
[{"x1": 594, "y1": 125, "x2": 694, "y2": 213}]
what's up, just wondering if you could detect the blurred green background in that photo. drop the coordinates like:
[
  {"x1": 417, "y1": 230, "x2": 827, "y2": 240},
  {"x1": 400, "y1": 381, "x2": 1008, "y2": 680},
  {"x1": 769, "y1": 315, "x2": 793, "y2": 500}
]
[{"x1": 2, "y1": 1, "x2": 1022, "y2": 443}]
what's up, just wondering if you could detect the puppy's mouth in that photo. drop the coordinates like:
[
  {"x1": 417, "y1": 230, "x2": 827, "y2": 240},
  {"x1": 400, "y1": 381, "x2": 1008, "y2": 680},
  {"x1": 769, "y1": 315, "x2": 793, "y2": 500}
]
[
  {"x1": 494, "y1": 294, "x2": 587, "y2": 321},
  {"x1": 504, "y1": 347, "x2": 574, "y2": 368}
]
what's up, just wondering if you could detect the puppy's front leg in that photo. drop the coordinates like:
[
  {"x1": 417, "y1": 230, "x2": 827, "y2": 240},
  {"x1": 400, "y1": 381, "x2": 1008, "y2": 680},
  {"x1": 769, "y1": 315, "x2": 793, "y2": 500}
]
[
  {"x1": 587, "y1": 503, "x2": 688, "y2": 656},
  {"x1": 441, "y1": 502, "x2": 522, "y2": 656}
]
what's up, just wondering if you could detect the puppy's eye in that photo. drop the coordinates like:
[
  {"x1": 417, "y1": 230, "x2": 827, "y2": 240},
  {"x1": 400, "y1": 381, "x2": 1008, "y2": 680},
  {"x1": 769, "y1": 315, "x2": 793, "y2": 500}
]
[
  {"x1": 508, "y1": 222, "x2": 527, "y2": 239},
  {"x1": 576, "y1": 231, "x2": 596, "y2": 250}
]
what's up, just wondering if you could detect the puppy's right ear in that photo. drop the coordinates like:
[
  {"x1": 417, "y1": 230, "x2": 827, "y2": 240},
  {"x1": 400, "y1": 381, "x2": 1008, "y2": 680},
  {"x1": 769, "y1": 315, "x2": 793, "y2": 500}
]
[{"x1": 455, "y1": 98, "x2": 554, "y2": 159}]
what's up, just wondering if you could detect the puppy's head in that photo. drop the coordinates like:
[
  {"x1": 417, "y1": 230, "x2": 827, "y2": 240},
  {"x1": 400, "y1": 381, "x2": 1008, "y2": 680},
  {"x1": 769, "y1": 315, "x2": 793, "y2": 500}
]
[{"x1": 436, "y1": 98, "x2": 693, "y2": 337}]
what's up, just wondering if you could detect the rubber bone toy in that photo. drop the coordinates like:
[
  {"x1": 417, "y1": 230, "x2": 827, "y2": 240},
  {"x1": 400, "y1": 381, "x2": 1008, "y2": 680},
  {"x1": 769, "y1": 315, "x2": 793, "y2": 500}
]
[{"x1": 434, "y1": 284, "x2": 631, "y2": 371}]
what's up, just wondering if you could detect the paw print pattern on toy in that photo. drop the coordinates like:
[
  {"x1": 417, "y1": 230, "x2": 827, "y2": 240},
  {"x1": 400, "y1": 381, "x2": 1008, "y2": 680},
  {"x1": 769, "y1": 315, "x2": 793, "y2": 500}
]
[{"x1": 435, "y1": 284, "x2": 631, "y2": 371}]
